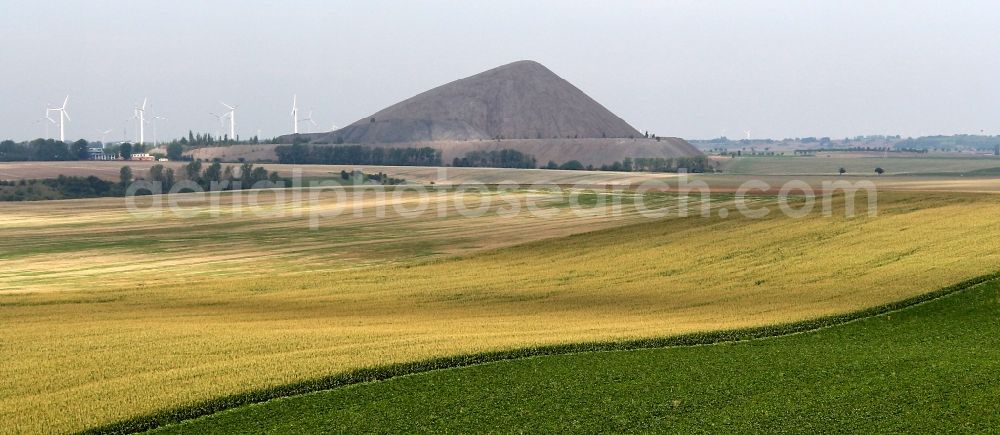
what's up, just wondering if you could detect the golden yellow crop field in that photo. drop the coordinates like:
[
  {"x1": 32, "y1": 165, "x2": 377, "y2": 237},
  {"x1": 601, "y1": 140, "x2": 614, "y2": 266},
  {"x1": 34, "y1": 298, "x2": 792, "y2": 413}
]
[
  {"x1": 0, "y1": 188, "x2": 688, "y2": 294},
  {"x1": 2, "y1": 187, "x2": 1000, "y2": 433}
]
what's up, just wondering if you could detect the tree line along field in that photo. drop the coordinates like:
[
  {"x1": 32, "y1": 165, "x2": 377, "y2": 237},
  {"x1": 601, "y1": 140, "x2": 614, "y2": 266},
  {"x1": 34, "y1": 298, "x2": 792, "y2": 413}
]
[
  {"x1": 0, "y1": 161, "x2": 689, "y2": 186},
  {"x1": 2, "y1": 187, "x2": 1000, "y2": 432},
  {"x1": 8, "y1": 160, "x2": 1000, "y2": 198}
]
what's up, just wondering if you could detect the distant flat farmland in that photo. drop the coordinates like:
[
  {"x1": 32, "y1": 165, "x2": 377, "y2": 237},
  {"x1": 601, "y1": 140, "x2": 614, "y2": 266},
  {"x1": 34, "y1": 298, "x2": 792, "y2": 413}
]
[
  {"x1": 718, "y1": 155, "x2": 1000, "y2": 175},
  {"x1": 0, "y1": 160, "x2": 186, "y2": 181}
]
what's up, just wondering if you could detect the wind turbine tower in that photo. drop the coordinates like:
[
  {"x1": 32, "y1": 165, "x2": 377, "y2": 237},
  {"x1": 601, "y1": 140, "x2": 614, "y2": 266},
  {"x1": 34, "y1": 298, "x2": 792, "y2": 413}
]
[
  {"x1": 208, "y1": 113, "x2": 223, "y2": 138},
  {"x1": 220, "y1": 101, "x2": 236, "y2": 140},
  {"x1": 291, "y1": 95, "x2": 299, "y2": 134},
  {"x1": 39, "y1": 108, "x2": 56, "y2": 138},
  {"x1": 152, "y1": 115, "x2": 167, "y2": 146},
  {"x1": 46, "y1": 96, "x2": 71, "y2": 142},
  {"x1": 133, "y1": 98, "x2": 148, "y2": 144},
  {"x1": 301, "y1": 109, "x2": 317, "y2": 133}
]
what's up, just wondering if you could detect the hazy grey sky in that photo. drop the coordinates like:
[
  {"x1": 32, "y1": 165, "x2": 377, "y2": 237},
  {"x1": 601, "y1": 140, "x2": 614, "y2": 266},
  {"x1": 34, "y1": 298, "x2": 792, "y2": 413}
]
[{"x1": 2, "y1": 0, "x2": 998, "y2": 142}]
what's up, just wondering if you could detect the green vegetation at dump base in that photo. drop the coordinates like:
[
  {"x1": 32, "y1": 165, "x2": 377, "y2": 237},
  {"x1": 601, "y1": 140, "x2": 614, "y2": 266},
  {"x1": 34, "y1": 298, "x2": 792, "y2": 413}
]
[{"x1": 152, "y1": 278, "x2": 1000, "y2": 434}]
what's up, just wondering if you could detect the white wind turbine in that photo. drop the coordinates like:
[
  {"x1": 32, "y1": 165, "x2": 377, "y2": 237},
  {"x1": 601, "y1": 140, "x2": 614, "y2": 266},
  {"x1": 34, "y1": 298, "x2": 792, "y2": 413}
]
[
  {"x1": 209, "y1": 112, "x2": 225, "y2": 138},
  {"x1": 122, "y1": 118, "x2": 131, "y2": 143},
  {"x1": 37, "y1": 108, "x2": 56, "y2": 138},
  {"x1": 219, "y1": 101, "x2": 236, "y2": 140},
  {"x1": 132, "y1": 98, "x2": 148, "y2": 144},
  {"x1": 46, "y1": 96, "x2": 71, "y2": 142},
  {"x1": 744, "y1": 130, "x2": 752, "y2": 140},
  {"x1": 95, "y1": 128, "x2": 113, "y2": 143},
  {"x1": 152, "y1": 115, "x2": 167, "y2": 146},
  {"x1": 291, "y1": 94, "x2": 299, "y2": 134},
  {"x1": 300, "y1": 109, "x2": 317, "y2": 133}
]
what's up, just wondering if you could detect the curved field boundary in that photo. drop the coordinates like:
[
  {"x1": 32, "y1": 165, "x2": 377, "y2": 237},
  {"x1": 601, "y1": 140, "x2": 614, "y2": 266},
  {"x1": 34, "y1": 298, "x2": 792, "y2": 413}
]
[{"x1": 82, "y1": 271, "x2": 1000, "y2": 435}]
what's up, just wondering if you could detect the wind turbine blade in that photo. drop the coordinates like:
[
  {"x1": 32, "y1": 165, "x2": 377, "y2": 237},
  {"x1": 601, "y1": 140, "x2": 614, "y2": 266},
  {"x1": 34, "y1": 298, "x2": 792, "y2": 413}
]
[
  {"x1": 220, "y1": 101, "x2": 234, "y2": 110},
  {"x1": 63, "y1": 110, "x2": 71, "y2": 122},
  {"x1": 61, "y1": 95, "x2": 69, "y2": 109},
  {"x1": 142, "y1": 98, "x2": 147, "y2": 110}
]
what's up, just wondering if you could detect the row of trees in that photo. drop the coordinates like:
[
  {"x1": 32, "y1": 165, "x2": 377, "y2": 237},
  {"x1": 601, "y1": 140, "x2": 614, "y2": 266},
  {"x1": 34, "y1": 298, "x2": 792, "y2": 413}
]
[
  {"x1": 172, "y1": 131, "x2": 269, "y2": 148},
  {"x1": 630, "y1": 156, "x2": 713, "y2": 172},
  {"x1": 0, "y1": 176, "x2": 116, "y2": 201},
  {"x1": 1, "y1": 139, "x2": 90, "y2": 161},
  {"x1": 895, "y1": 135, "x2": 998, "y2": 151},
  {"x1": 595, "y1": 156, "x2": 713, "y2": 173},
  {"x1": 275, "y1": 144, "x2": 442, "y2": 166},
  {"x1": 0, "y1": 139, "x2": 157, "y2": 162},
  {"x1": 538, "y1": 156, "x2": 714, "y2": 173},
  {"x1": 338, "y1": 170, "x2": 405, "y2": 185},
  {"x1": 452, "y1": 149, "x2": 537, "y2": 169},
  {"x1": 7, "y1": 161, "x2": 292, "y2": 201},
  {"x1": 128, "y1": 161, "x2": 283, "y2": 192},
  {"x1": 542, "y1": 160, "x2": 586, "y2": 170}
]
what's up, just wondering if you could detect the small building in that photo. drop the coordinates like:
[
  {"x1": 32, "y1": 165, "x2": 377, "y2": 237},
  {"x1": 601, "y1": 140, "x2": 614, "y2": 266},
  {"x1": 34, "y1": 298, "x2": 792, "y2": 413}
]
[{"x1": 88, "y1": 146, "x2": 116, "y2": 161}]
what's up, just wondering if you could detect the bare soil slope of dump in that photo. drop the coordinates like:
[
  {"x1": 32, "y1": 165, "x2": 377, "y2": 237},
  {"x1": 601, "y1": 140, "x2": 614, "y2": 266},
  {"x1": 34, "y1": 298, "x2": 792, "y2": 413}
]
[{"x1": 284, "y1": 60, "x2": 644, "y2": 144}]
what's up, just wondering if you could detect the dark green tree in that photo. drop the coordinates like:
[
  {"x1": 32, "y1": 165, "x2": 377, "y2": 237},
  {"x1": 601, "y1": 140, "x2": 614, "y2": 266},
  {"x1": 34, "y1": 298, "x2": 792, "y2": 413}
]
[
  {"x1": 72, "y1": 139, "x2": 90, "y2": 160},
  {"x1": 559, "y1": 160, "x2": 585, "y2": 170},
  {"x1": 119, "y1": 143, "x2": 133, "y2": 160},
  {"x1": 166, "y1": 142, "x2": 183, "y2": 160},
  {"x1": 184, "y1": 160, "x2": 203, "y2": 182},
  {"x1": 119, "y1": 166, "x2": 133, "y2": 190},
  {"x1": 250, "y1": 167, "x2": 269, "y2": 186},
  {"x1": 30, "y1": 139, "x2": 72, "y2": 161},
  {"x1": 163, "y1": 168, "x2": 175, "y2": 191},
  {"x1": 149, "y1": 164, "x2": 165, "y2": 184},
  {"x1": 238, "y1": 162, "x2": 254, "y2": 189},
  {"x1": 203, "y1": 162, "x2": 223, "y2": 185}
]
